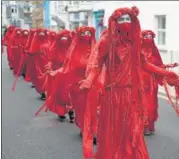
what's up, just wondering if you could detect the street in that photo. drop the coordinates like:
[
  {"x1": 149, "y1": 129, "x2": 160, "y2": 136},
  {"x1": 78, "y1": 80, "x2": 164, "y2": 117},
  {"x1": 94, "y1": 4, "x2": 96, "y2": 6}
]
[{"x1": 2, "y1": 52, "x2": 179, "y2": 159}]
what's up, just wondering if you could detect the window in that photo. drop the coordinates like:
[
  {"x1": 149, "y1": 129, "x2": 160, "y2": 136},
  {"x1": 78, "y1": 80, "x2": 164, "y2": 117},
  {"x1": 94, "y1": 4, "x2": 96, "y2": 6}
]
[
  {"x1": 74, "y1": 12, "x2": 80, "y2": 20},
  {"x1": 11, "y1": 7, "x2": 17, "y2": 13},
  {"x1": 73, "y1": 1, "x2": 79, "y2": 5},
  {"x1": 155, "y1": 15, "x2": 166, "y2": 46}
]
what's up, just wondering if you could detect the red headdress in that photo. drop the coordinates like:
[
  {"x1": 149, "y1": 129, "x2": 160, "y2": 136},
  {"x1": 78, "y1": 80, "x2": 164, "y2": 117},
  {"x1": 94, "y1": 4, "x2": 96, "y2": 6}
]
[
  {"x1": 50, "y1": 29, "x2": 72, "y2": 49},
  {"x1": 7, "y1": 25, "x2": 16, "y2": 32},
  {"x1": 21, "y1": 30, "x2": 30, "y2": 46},
  {"x1": 10, "y1": 28, "x2": 22, "y2": 46},
  {"x1": 28, "y1": 29, "x2": 48, "y2": 53},
  {"x1": 4, "y1": 26, "x2": 17, "y2": 44},
  {"x1": 141, "y1": 30, "x2": 163, "y2": 67},
  {"x1": 63, "y1": 26, "x2": 96, "y2": 72},
  {"x1": 47, "y1": 31, "x2": 56, "y2": 43},
  {"x1": 48, "y1": 29, "x2": 73, "y2": 63}
]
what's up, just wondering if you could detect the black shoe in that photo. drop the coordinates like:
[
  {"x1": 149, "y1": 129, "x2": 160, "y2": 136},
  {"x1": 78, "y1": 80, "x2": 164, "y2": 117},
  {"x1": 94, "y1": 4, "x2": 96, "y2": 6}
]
[
  {"x1": 40, "y1": 93, "x2": 46, "y2": 100},
  {"x1": 31, "y1": 85, "x2": 35, "y2": 88},
  {"x1": 21, "y1": 73, "x2": 26, "y2": 78},
  {"x1": 93, "y1": 137, "x2": 97, "y2": 145},
  {"x1": 58, "y1": 115, "x2": 66, "y2": 122},
  {"x1": 68, "y1": 110, "x2": 74, "y2": 123},
  {"x1": 80, "y1": 132, "x2": 82, "y2": 138}
]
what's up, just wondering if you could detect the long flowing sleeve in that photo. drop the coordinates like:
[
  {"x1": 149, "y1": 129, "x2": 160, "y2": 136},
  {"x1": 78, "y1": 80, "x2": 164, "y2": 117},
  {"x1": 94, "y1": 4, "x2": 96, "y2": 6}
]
[
  {"x1": 141, "y1": 54, "x2": 176, "y2": 77},
  {"x1": 86, "y1": 37, "x2": 108, "y2": 84}
]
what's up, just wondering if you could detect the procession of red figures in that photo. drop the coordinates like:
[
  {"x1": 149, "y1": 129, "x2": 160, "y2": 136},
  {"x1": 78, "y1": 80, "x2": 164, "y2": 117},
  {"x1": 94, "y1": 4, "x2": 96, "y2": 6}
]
[{"x1": 2, "y1": 6, "x2": 179, "y2": 159}]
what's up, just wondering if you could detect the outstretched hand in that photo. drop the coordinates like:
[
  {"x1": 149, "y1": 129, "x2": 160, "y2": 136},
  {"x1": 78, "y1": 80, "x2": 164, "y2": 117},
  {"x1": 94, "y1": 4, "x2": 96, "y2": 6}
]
[
  {"x1": 45, "y1": 62, "x2": 52, "y2": 70},
  {"x1": 165, "y1": 73, "x2": 179, "y2": 87},
  {"x1": 78, "y1": 79, "x2": 92, "y2": 90},
  {"x1": 49, "y1": 70, "x2": 57, "y2": 76}
]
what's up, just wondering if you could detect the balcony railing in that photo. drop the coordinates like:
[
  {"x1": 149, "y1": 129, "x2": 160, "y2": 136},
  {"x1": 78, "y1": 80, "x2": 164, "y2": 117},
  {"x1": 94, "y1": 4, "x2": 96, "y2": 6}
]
[{"x1": 68, "y1": 1, "x2": 93, "y2": 12}]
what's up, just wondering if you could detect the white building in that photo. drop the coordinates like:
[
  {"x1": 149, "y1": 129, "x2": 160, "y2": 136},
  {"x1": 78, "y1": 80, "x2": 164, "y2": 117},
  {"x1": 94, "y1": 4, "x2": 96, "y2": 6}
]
[
  {"x1": 49, "y1": 1, "x2": 70, "y2": 31},
  {"x1": 67, "y1": 1, "x2": 94, "y2": 30},
  {"x1": 2, "y1": 1, "x2": 10, "y2": 27},
  {"x1": 95, "y1": 1, "x2": 179, "y2": 97},
  {"x1": 2, "y1": 1, "x2": 32, "y2": 29}
]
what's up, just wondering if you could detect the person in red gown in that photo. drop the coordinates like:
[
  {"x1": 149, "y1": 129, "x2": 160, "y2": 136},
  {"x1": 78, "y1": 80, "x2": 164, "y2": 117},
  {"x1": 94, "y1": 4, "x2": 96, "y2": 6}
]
[
  {"x1": 37, "y1": 30, "x2": 57, "y2": 100},
  {"x1": 10, "y1": 28, "x2": 23, "y2": 76},
  {"x1": 27, "y1": 29, "x2": 49, "y2": 99},
  {"x1": 141, "y1": 30, "x2": 179, "y2": 135},
  {"x1": 36, "y1": 30, "x2": 74, "y2": 120},
  {"x1": 48, "y1": 26, "x2": 96, "y2": 126},
  {"x1": 3, "y1": 25, "x2": 16, "y2": 69},
  {"x1": 61, "y1": 26, "x2": 96, "y2": 127},
  {"x1": 20, "y1": 29, "x2": 30, "y2": 78},
  {"x1": 79, "y1": 6, "x2": 179, "y2": 159},
  {"x1": 23, "y1": 29, "x2": 36, "y2": 83}
]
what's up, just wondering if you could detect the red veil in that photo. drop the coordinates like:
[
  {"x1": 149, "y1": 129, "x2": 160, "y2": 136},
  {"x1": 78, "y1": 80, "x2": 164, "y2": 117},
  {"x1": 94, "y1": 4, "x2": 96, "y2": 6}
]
[
  {"x1": 141, "y1": 30, "x2": 164, "y2": 85},
  {"x1": 63, "y1": 26, "x2": 96, "y2": 73}
]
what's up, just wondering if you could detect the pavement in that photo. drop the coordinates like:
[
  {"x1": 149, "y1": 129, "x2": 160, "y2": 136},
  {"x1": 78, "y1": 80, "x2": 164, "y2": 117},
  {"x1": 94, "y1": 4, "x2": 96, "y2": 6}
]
[{"x1": 2, "y1": 51, "x2": 179, "y2": 159}]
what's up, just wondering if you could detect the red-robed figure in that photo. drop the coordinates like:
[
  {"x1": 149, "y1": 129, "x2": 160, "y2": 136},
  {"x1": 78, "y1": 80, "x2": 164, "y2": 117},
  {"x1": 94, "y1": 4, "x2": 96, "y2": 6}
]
[
  {"x1": 3, "y1": 26, "x2": 16, "y2": 69},
  {"x1": 141, "y1": 30, "x2": 179, "y2": 135},
  {"x1": 82, "y1": 29, "x2": 108, "y2": 157},
  {"x1": 79, "y1": 6, "x2": 179, "y2": 159},
  {"x1": 37, "y1": 30, "x2": 57, "y2": 100},
  {"x1": 46, "y1": 27, "x2": 96, "y2": 125},
  {"x1": 23, "y1": 29, "x2": 36, "y2": 83},
  {"x1": 36, "y1": 30, "x2": 74, "y2": 118},
  {"x1": 27, "y1": 29, "x2": 49, "y2": 97},
  {"x1": 60, "y1": 26, "x2": 96, "y2": 127},
  {"x1": 20, "y1": 29, "x2": 30, "y2": 78},
  {"x1": 10, "y1": 28, "x2": 23, "y2": 76}
]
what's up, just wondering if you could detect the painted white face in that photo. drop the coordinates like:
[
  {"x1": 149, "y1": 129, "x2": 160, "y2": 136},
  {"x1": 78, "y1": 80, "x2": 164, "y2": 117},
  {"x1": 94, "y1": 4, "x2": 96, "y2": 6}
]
[
  {"x1": 16, "y1": 31, "x2": 21, "y2": 34},
  {"x1": 39, "y1": 32, "x2": 45, "y2": 36},
  {"x1": 117, "y1": 14, "x2": 131, "y2": 24},
  {"x1": 143, "y1": 34, "x2": 153, "y2": 39},
  {"x1": 81, "y1": 30, "x2": 92, "y2": 36},
  {"x1": 24, "y1": 31, "x2": 28, "y2": 35},
  {"x1": 61, "y1": 36, "x2": 68, "y2": 40}
]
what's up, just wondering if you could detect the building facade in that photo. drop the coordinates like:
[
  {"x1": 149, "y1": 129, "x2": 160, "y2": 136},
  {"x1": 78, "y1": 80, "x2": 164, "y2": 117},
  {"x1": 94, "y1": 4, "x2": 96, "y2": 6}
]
[
  {"x1": 67, "y1": 1, "x2": 94, "y2": 30},
  {"x1": 92, "y1": 1, "x2": 106, "y2": 40},
  {"x1": 49, "y1": 1, "x2": 69, "y2": 31},
  {"x1": 2, "y1": 1, "x2": 33, "y2": 29}
]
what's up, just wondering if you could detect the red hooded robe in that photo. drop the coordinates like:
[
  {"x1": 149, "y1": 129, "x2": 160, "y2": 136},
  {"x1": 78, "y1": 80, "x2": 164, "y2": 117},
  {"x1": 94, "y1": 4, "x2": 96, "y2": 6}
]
[
  {"x1": 3, "y1": 26, "x2": 16, "y2": 68},
  {"x1": 10, "y1": 28, "x2": 23, "y2": 76},
  {"x1": 24, "y1": 30, "x2": 36, "y2": 82},
  {"x1": 27, "y1": 29, "x2": 49, "y2": 92},
  {"x1": 141, "y1": 30, "x2": 163, "y2": 132},
  {"x1": 40, "y1": 30, "x2": 74, "y2": 116},
  {"x1": 83, "y1": 7, "x2": 149, "y2": 159},
  {"x1": 60, "y1": 26, "x2": 96, "y2": 132},
  {"x1": 83, "y1": 6, "x2": 179, "y2": 159}
]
